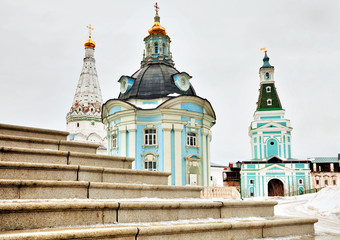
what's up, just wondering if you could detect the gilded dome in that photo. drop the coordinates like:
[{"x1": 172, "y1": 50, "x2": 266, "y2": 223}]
[
  {"x1": 84, "y1": 37, "x2": 96, "y2": 49},
  {"x1": 148, "y1": 16, "x2": 167, "y2": 35}
]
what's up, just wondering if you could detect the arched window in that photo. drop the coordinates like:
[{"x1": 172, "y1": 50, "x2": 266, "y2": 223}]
[
  {"x1": 162, "y1": 43, "x2": 166, "y2": 55},
  {"x1": 154, "y1": 42, "x2": 158, "y2": 54},
  {"x1": 266, "y1": 86, "x2": 271, "y2": 93},
  {"x1": 267, "y1": 99, "x2": 272, "y2": 106},
  {"x1": 77, "y1": 123, "x2": 79, "y2": 127},
  {"x1": 142, "y1": 153, "x2": 158, "y2": 171}
]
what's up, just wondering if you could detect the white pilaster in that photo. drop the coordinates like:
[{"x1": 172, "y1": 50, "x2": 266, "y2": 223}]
[
  {"x1": 127, "y1": 124, "x2": 137, "y2": 169},
  {"x1": 173, "y1": 124, "x2": 183, "y2": 186},
  {"x1": 202, "y1": 128, "x2": 208, "y2": 186},
  {"x1": 162, "y1": 123, "x2": 172, "y2": 185},
  {"x1": 119, "y1": 126, "x2": 127, "y2": 157}
]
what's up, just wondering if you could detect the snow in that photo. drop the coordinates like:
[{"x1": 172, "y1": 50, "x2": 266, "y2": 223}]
[{"x1": 305, "y1": 186, "x2": 340, "y2": 218}]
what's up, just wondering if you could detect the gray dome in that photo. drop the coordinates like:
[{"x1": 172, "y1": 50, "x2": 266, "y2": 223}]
[{"x1": 118, "y1": 63, "x2": 196, "y2": 100}]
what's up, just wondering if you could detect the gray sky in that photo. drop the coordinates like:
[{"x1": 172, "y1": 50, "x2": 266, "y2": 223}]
[{"x1": 1, "y1": 0, "x2": 339, "y2": 164}]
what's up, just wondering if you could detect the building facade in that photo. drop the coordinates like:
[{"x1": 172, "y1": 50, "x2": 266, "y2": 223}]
[
  {"x1": 249, "y1": 51, "x2": 293, "y2": 160},
  {"x1": 309, "y1": 157, "x2": 340, "y2": 188},
  {"x1": 241, "y1": 52, "x2": 311, "y2": 197},
  {"x1": 102, "y1": 9, "x2": 215, "y2": 186},
  {"x1": 66, "y1": 31, "x2": 107, "y2": 153},
  {"x1": 241, "y1": 156, "x2": 312, "y2": 197}
]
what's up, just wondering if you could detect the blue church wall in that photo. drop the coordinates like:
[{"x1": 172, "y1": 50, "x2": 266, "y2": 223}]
[
  {"x1": 135, "y1": 124, "x2": 164, "y2": 171},
  {"x1": 109, "y1": 106, "x2": 121, "y2": 115},
  {"x1": 181, "y1": 104, "x2": 203, "y2": 113},
  {"x1": 260, "y1": 116, "x2": 281, "y2": 120},
  {"x1": 136, "y1": 116, "x2": 162, "y2": 121}
]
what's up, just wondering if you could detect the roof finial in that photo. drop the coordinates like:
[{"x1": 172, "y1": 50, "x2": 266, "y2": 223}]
[
  {"x1": 84, "y1": 24, "x2": 96, "y2": 49},
  {"x1": 260, "y1": 48, "x2": 273, "y2": 68},
  {"x1": 154, "y1": 2, "x2": 160, "y2": 16},
  {"x1": 86, "y1": 24, "x2": 94, "y2": 38}
]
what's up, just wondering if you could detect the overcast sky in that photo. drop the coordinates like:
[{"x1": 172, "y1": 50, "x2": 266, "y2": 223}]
[{"x1": 1, "y1": 0, "x2": 339, "y2": 164}]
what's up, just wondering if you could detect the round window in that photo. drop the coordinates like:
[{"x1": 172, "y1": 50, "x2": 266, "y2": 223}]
[{"x1": 270, "y1": 141, "x2": 275, "y2": 145}]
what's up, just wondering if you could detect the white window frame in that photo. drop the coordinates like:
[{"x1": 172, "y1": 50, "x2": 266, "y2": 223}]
[
  {"x1": 187, "y1": 131, "x2": 197, "y2": 147},
  {"x1": 142, "y1": 152, "x2": 158, "y2": 171},
  {"x1": 298, "y1": 179, "x2": 303, "y2": 185},
  {"x1": 267, "y1": 99, "x2": 272, "y2": 106},
  {"x1": 266, "y1": 86, "x2": 271, "y2": 93},
  {"x1": 249, "y1": 179, "x2": 254, "y2": 184},
  {"x1": 111, "y1": 132, "x2": 118, "y2": 150},
  {"x1": 143, "y1": 127, "x2": 157, "y2": 150}
]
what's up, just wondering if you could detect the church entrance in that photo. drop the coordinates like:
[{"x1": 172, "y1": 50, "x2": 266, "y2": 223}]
[{"x1": 268, "y1": 179, "x2": 284, "y2": 196}]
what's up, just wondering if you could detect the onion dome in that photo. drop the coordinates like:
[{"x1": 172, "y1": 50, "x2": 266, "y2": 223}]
[
  {"x1": 84, "y1": 36, "x2": 96, "y2": 49},
  {"x1": 261, "y1": 51, "x2": 273, "y2": 68},
  {"x1": 148, "y1": 15, "x2": 167, "y2": 35}
]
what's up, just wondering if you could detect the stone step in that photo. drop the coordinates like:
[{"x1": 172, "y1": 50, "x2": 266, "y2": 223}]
[
  {"x1": 0, "y1": 180, "x2": 202, "y2": 199},
  {"x1": 0, "y1": 199, "x2": 277, "y2": 231},
  {"x1": 0, "y1": 123, "x2": 69, "y2": 141},
  {"x1": 0, "y1": 134, "x2": 100, "y2": 154},
  {"x1": 0, "y1": 147, "x2": 133, "y2": 169},
  {"x1": 0, "y1": 216, "x2": 318, "y2": 240},
  {"x1": 0, "y1": 161, "x2": 170, "y2": 185}
]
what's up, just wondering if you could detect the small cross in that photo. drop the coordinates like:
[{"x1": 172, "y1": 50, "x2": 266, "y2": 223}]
[
  {"x1": 154, "y1": 2, "x2": 160, "y2": 15},
  {"x1": 86, "y1": 24, "x2": 94, "y2": 38},
  {"x1": 260, "y1": 48, "x2": 267, "y2": 53}
]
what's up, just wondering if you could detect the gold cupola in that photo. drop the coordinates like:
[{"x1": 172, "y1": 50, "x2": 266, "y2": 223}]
[
  {"x1": 84, "y1": 24, "x2": 96, "y2": 49},
  {"x1": 148, "y1": 3, "x2": 167, "y2": 35}
]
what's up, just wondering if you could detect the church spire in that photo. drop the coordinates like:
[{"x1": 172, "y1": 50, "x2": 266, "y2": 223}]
[
  {"x1": 66, "y1": 25, "x2": 103, "y2": 127},
  {"x1": 141, "y1": 3, "x2": 174, "y2": 67},
  {"x1": 256, "y1": 50, "x2": 282, "y2": 111}
]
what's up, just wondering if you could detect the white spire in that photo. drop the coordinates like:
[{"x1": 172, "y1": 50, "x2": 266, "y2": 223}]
[{"x1": 66, "y1": 35, "x2": 107, "y2": 153}]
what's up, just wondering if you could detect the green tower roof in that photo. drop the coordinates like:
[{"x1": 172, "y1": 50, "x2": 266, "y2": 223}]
[{"x1": 256, "y1": 83, "x2": 283, "y2": 111}]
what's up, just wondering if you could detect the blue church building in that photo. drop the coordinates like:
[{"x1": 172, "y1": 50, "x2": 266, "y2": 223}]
[
  {"x1": 102, "y1": 6, "x2": 215, "y2": 186},
  {"x1": 240, "y1": 51, "x2": 312, "y2": 197}
]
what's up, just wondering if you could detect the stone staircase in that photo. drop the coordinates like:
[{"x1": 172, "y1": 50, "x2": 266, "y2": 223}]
[{"x1": 0, "y1": 123, "x2": 318, "y2": 239}]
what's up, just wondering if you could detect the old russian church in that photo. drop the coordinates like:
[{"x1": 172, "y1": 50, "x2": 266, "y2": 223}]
[
  {"x1": 102, "y1": 6, "x2": 216, "y2": 186},
  {"x1": 66, "y1": 28, "x2": 107, "y2": 154},
  {"x1": 240, "y1": 51, "x2": 312, "y2": 197}
]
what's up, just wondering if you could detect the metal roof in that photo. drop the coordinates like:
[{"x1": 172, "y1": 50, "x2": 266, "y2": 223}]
[
  {"x1": 308, "y1": 157, "x2": 339, "y2": 163},
  {"x1": 118, "y1": 63, "x2": 196, "y2": 100}
]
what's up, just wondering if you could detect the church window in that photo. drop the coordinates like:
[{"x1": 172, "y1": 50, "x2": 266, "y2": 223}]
[
  {"x1": 325, "y1": 180, "x2": 328, "y2": 185},
  {"x1": 267, "y1": 99, "x2": 272, "y2": 106},
  {"x1": 142, "y1": 153, "x2": 158, "y2": 171},
  {"x1": 154, "y1": 42, "x2": 158, "y2": 54},
  {"x1": 298, "y1": 179, "x2": 303, "y2": 185},
  {"x1": 111, "y1": 133, "x2": 117, "y2": 149},
  {"x1": 187, "y1": 132, "x2": 197, "y2": 147},
  {"x1": 266, "y1": 86, "x2": 271, "y2": 93},
  {"x1": 162, "y1": 43, "x2": 166, "y2": 55},
  {"x1": 333, "y1": 180, "x2": 337, "y2": 185},
  {"x1": 77, "y1": 123, "x2": 79, "y2": 127},
  {"x1": 144, "y1": 128, "x2": 157, "y2": 146},
  {"x1": 249, "y1": 179, "x2": 254, "y2": 184},
  {"x1": 316, "y1": 179, "x2": 319, "y2": 185}
]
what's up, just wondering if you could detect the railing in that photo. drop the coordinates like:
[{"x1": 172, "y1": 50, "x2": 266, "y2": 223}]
[
  {"x1": 200, "y1": 187, "x2": 240, "y2": 199},
  {"x1": 284, "y1": 187, "x2": 325, "y2": 197}
]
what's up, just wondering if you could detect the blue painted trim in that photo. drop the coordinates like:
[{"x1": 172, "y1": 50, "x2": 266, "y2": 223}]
[{"x1": 137, "y1": 116, "x2": 162, "y2": 121}]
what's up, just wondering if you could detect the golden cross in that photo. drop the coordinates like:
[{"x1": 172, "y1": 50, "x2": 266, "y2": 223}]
[
  {"x1": 86, "y1": 24, "x2": 94, "y2": 38},
  {"x1": 154, "y1": 2, "x2": 160, "y2": 15}
]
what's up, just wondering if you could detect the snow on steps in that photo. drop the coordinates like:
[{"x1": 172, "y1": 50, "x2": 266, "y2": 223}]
[
  {"x1": 0, "y1": 161, "x2": 171, "y2": 185},
  {"x1": 0, "y1": 123, "x2": 69, "y2": 141},
  {"x1": 0, "y1": 146, "x2": 133, "y2": 169},
  {"x1": 0, "y1": 217, "x2": 318, "y2": 240},
  {"x1": 0, "y1": 200, "x2": 277, "y2": 231},
  {"x1": 0, "y1": 179, "x2": 202, "y2": 199},
  {"x1": 0, "y1": 123, "x2": 318, "y2": 239},
  {"x1": 0, "y1": 134, "x2": 100, "y2": 154}
]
